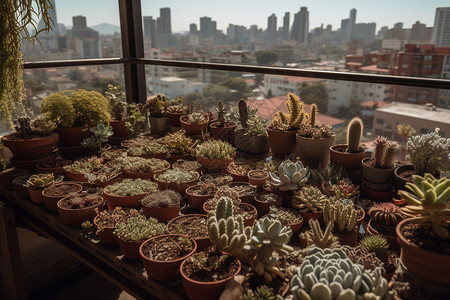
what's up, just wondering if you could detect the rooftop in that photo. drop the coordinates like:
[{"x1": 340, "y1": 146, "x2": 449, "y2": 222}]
[
  {"x1": 360, "y1": 101, "x2": 389, "y2": 108},
  {"x1": 375, "y1": 102, "x2": 450, "y2": 124}
]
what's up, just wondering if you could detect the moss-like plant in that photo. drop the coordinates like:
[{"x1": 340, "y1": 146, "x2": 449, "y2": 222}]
[{"x1": 346, "y1": 117, "x2": 363, "y2": 153}]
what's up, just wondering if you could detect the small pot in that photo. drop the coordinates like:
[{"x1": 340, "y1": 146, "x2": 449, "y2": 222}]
[
  {"x1": 55, "y1": 126, "x2": 90, "y2": 146},
  {"x1": 110, "y1": 118, "x2": 129, "y2": 137},
  {"x1": 321, "y1": 181, "x2": 336, "y2": 197},
  {"x1": 117, "y1": 236, "x2": 146, "y2": 260},
  {"x1": 42, "y1": 182, "x2": 84, "y2": 212},
  {"x1": 240, "y1": 203, "x2": 257, "y2": 227},
  {"x1": 296, "y1": 134, "x2": 335, "y2": 169},
  {"x1": 335, "y1": 230, "x2": 357, "y2": 247},
  {"x1": 180, "y1": 114, "x2": 209, "y2": 136},
  {"x1": 209, "y1": 121, "x2": 237, "y2": 142},
  {"x1": 36, "y1": 160, "x2": 72, "y2": 176},
  {"x1": 228, "y1": 182, "x2": 257, "y2": 205},
  {"x1": 10, "y1": 152, "x2": 58, "y2": 170},
  {"x1": 65, "y1": 170, "x2": 88, "y2": 182},
  {"x1": 167, "y1": 111, "x2": 186, "y2": 127},
  {"x1": 254, "y1": 192, "x2": 282, "y2": 217},
  {"x1": 226, "y1": 162, "x2": 250, "y2": 182},
  {"x1": 330, "y1": 144, "x2": 366, "y2": 170},
  {"x1": 57, "y1": 195, "x2": 104, "y2": 226},
  {"x1": 93, "y1": 215, "x2": 117, "y2": 245},
  {"x1": 362, "y1": 177, "x2": 393, "y2": 192},
  {"x1": 393, "y1": 164, "x2": 415, "y2": 192},
  {"x1": 367, "y1": 219, "x2": 399, "y2": 253},
  {"x1": 247, "y1": 170, "x2": 269, "y2": 192},
  {"x1": 149, "y1": 116, "x2": 170, "y2": 136},
  {"x1": 185, "y1": 185, "x2": 216, "y2": 210},
  {"x1": 166, "y1": 214, "x2": 211, "y2": 252},
  {"x1": 362, "y1": 158, "x2": 395, "y2": 184},
  {"x1": 140, "y1": 234, "x2": 197, "y2": 282},
  {"x1": 361, "y1": 184, "x2": 395, "y2": 203},
  {"x1": 13, "y1": 174, "x2": 31, "y2": 199},
  {"x1": 266, "y1": 127, "x2": 297, "y2": 158},
  {"x1": 0, "y1": 168, "x2": 28, "y2": 190},
  {"x1": 1, "y1": 132, "x2": 59, "y2": 160},
  {"x1": 102, "y1": 191, "x2": 146, "y2": 210},
  {"x1": 28, "y1": 187, "x2": 45, "y2": 204},
  {"x1": 234, "y1": 129, "x2": 270, "y2": 155},
  {"x1": 355, "y1": 205, "x2": 365, "y2": 227},
  {"x1": 154, "y1": 171, "x2": 200, "y2": 196},
  {"x1": 197, "y1": 156, "x2": 234, "y2": 171},
  {"x1": 142, "y1": 203, "x2": 180, "y2": 223}
]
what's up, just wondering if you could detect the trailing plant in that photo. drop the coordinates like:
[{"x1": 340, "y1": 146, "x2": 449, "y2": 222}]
[
  {"x1": 398, "y1": 173, "x2": 450, "y2": 239},
  {"x1": 346, "y1": 117, "x2": 363, "y2": 153},
  {"x1": 145, "y1": 94, "x2": 169, "y2": 118},
  {"x1": 292, "y1": 186, "x2": 328, "y2": 213},
  {"x1": 155, "y1": 169, "x2": 197, "y2": 183},
  {"x1": 81, "y1": 123, "x2": 113, "y2": 152},
  {"x1": 368, "y1": 203, "x2": 405, "y2": 227},
  {"x1": 125, "y1": 103, "x2": 145, "y2": 138},
  {"x1": 116, "y1": 156, "x2": 168, "y2": 173},
  {"x1": 270, "y1": 93, "x2": 308, "y2": 131},
  {"x1": 160, "y1": 130, "x2": 194, "y2": 154},
  {"x1": 371, "y1": 136, "x2": 399, "y2": 168},
  {"x1": 406, "y1": 129, "x2": 450, "y2": 175},
  {"x1": 104, "y1": 84, "x2": 126, "y2": 120},
  {"x1": 140, "y1": 190, "x2": 181, "y2": 208},
  {"x1": 113, "y1": 215, "x2": 165, "y2": 242},
  {"x1": 194, "y1": 139, "x2": 235, "y2": 159},
  {"x1": 187, "y1": 111, "x2": 208, "y2": 124},
  {"x1": 26, "y1": 173, "x2": 54, "y2": 188},
  {"x1": 300, "y1": 219, "x2": 340, "y2": 249},
  {"x1": 323, "y1": 199, "x2": 358, "y2": 233},
  {"x1": 269, "y1": 159, "x2": 310, "y2": 191},
  {"x1": 104, "y1": 178, "x2": 157, "y2": 197}
]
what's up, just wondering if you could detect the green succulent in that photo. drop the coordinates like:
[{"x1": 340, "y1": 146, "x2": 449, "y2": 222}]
[
  {"x1": 113, "y1": 215, "x2": 165, "y2": 242},
  {"x1": 194, "y1": 139, "x2": 235, "y2": 159},
  {"x1": 269, "y1": 159, "x2": 310, "y2": 191},
  {"x1": 292, "y1": 186, "x2": 328, "y2": 213},
  {"x1": 27, "y1": 173, "x2": 54, "y2": 188},
  {"x1": 240, "y1": 285, "x2": 276, "y2": 300},
  {"x1": 359, "y1": 235, "x2": 389, "y2": 258},
  {"x1": 104, "y1": 178, "x2": 157, "y2": 197},
  {"x1": 300, "y1": 219, "x2": 340, "y2": 249},
  {"x1": 145, "y1": 94, "x2": 169, "y2": 118},
  {"x1": 156, "y1": 169, "x2": 198, "y2": 184},
  {"x1": 81, "y1": 123, "x2": 113, "y2": 151}
]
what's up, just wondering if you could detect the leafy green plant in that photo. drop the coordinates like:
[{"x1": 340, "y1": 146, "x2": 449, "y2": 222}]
[
  {"x1": 81, "y1": 123, "x2": 113, "y2": 152},
  {"x1": 113, "y1": 215, "x2": 165, "y2": 242},
  {"x1": 194, "y1": 139, "x2": 235, "y2": 159}
]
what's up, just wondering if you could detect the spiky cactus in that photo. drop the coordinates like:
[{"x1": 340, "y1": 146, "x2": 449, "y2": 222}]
[
  {"x1": 324, "y1": 200, "x2": 358, "y2": 233},
  {"x1": 360, "y1": 235, "x2": 389, "y2": 258},
  {"x1": 346, "y1": 117, "x2": 363, "y2": 153},
  {"x1": 270, "y1": 93, "x2": 308, "y2": 130},
  {"x1": 300, "y1": 219, "x2": 340, "y2": 249},
  {"x1": 216, "y1": 101, "x2": 226, "y2": 127},
  {"x1": 368, "y1": 203, "x2": 405, "y2": 227},
  {"x1": 372, "y1": 137, "x2": 399, "y2": 168},
  {"x1": 292, "y1": 186, "x2": 327, "y2": 213},
  {"x1": 373, "y1": 136, "x2": 387, "y2": 168},
  {"x1": 207, "y1": 197, "x2": 252, "y2": 255},
  {"x1": 309, "y1": 104, "x2": 317, "y2": 127},
  {"x1": 238, "y1": 99, "x2": 249, "y2": 128},
  {"x1": 15, "y1": 116, "x2": 33, "y2": 138}
]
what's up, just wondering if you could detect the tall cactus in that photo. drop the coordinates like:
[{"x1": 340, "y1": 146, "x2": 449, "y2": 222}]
[
  {"x1": 309, "y1": 104, "x2": 317, "y2": 127},
  {"x1": 346, "y1": 117, "x2": 363, "y2": 153},
  {"x1": 238, "y1": 99, "x2": 248, "y2": 128}
]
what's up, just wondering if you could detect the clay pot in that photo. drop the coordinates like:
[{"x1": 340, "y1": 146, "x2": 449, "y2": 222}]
[
  {"x1": 166, "y1": 214, "x2": 211, "y2": 252},
  {"x1": 355, "y1": 205, "x2": 365, "y2": 227},
  {"x1": 234, "y1": 129, "x2": 270, "y2": 155},
  {"x1": 59, "y1": 145, "x2": 88, "y2": 160},
  {"x1": 57, "y1": 195, "x2": 104, "y2": 226},
  {"x1": 180, "y1": 252, "x2": 241, "y2": 300},
  {"x1": 180, "y1": 115, "x2": 209, "y2": 136},
  {"x1": 228, "y1": 182, "x2": 257, "y2": 205},
  {"x1": 149, "y1": 116, "x2": 170, "y2": 136},
  {"x1": 197, "y1": 156, "x2": 234, "y2": 171},
  {"x1": 300, "y1": 210, "x2": 324, "y2": 223},
  {"x1": 170, "y1": 152, "x2": 195, "y2": 163},
  {"x1": 93, "y1": 215, "x2": 117, "y2": 245},
  {"x1": 102, "y1": 191, "x2": 146, "y2": 210},
  {"x1": 55, "y1": 126, "x2": 90, "y2": 146},
  {"x1": 393, "y1": 164, "x2": 414, "y2": 192},
  {"x1": 254, "y1": 192, "x2": 282, "y2": 217},
  {"x1": 13, "y1": 174, "x2": 31, "y2": 199},
  {"x1": 330, "y1": 144, "x2": 366, "y2": 170},
  {"x1": 42, "y1": 182, "x2": 83, "y2": 212},
  {"x1": 65, "y1": 170, "x2": 88, "y2": 182},
  {"x1": 240, "y1": 203, "x2": 257, "y2": 227},
  {"x1": 123, "y1": 161, "x2": 170, "y2": 181},
  {"x1": 142, "y1": 203, "x2": 180, "y2": 223},
  {"x1": 397, "y1": 218, "x2": 450, "y2": 286},
  {"x1": 266, "y1": 127, "x2": 297, "y2": 158},
  {"x1": 362, "y1": 178, "x2": 393, "y2": 192},
  {"x1": 117, "y1": 236, "x2": 146, "y2": 260},
  {"x1": 10, "y1": 152, "x2": 59, "y2": 170},
  {"x1": 28, "y1": 187, "x2": 45, "y2": 204},
  {"x1": 167, "y1": 111, "x2": 186, "y2": 127},
  {"x1": 361, "y1": 184, "x2": 396, "y2": 203},
  {"x1": 139, "y1": 234, "x2": 197, "y2": 281},
  {"x1": 335, "y1": 230, "x2": 357, "y2": 247},
  {"x1": 110, "y1": 118, "x2": 129, "y2": 137},
  {"x1": 247, "y1": 170, "x2": 269, "y2": 192},
  {"x1": 0, "y1": 168, "x2": 28, "y2": 190},
  {"x1": 185, "y1": 185, "x2": 216, "y2": 210},
  {"x1": 362, "y1": 158, "x2": 395, "y2": 184},
  {"x1": 288, "y1": 217, "x2": 304, "y2": 235},
  {"x1": 367, "y1": 219, "x2": 400, "y2": 253},
  {"x1": 36, "y1": 160, "x2": 72, "y2": 176},
  {"x1": 209, "y1": 121, "x2": 237, "y2": 142},
  {"x1": 154, "y1": 171, "x2": 199, "y2": 196},
  {"x1": 1, "y1": 132, "x2": 58, "y2": 160},
  {"x1": 296, "y1": 134, "x2": 335, "y2": 169}
]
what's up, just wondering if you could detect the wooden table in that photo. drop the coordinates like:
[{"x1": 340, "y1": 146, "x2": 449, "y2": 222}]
[{"x1": 0, "y1": 189, "x2": 184, "y2": 300}]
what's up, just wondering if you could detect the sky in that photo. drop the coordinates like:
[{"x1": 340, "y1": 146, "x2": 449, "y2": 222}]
[{"x1": 54, "y1": 0, "x2": 449, "y2": 32}]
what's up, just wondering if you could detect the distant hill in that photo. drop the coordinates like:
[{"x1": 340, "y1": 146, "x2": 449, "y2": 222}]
[{"x1": 91, "y1": 23, "x2": 120, "y2": 35}]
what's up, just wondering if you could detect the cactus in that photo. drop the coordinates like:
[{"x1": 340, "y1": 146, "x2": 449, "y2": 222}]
[
  {"x1": 346, "y1": 117, "x2": 363, "y2": 153},
  {"x1": 372, "y1": 137, "x2": 399, "y2": 169},
  {"x1": 373, "y1": 136, "x2": 387, "y2": 168},
  {"x1": 399, "y1": 174, "x2": 450, "y2": 239},
  {"x1": 291, "y1": 247, "x2": 392, "y2": 300},
  {"x1": 309, "y1": 104, "x2": 317, "y2": 127},
  {"x1": 269, "y1": 159, "x2": 310, "y2": 191},
  {"x1": 292, "y1": 186, "x2": 328, "y2": 213},
  {"x1": 300, "y1": 219, "x2": 340, "y2": 249},
  {"x1": 360, "y1": 235, "x2": 389, "y2": 258},
  {"x1": 207, "y1": 197, "x2": 252, "y2": 255},
  {"x1": 324, "y1": 199, "x2": 358, "y2": 233},
  {"x1": 15, "y1": 116, "x2": 33, "y2": 137},
  {"x1": 270, "y1": 93, "x2": 308, "y2": 131},
  {"x1": 238, "y1": 99, "x2": 249, "y2": 128},
  {"x1": 368, "y1": 203, "x2": 405, "y2": 227},
  {"x1": 26, "y1": 173, "x2": 54, "y2": 188},
  {"x1": 216, "y1": 101, "x2": 226, "y2": 127},
  {"x1": 194, "y1": 139, "x2": 235, "y2": 159}
]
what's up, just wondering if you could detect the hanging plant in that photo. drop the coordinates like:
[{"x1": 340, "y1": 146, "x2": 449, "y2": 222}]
[{"x1": 0, "y1": 0, "x2": 53, "y2": 129}]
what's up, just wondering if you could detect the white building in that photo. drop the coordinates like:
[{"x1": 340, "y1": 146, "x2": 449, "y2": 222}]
[
  {"x1": 432, "y1": 7, "x2": 450, "y2": 47},
  {"x1": 264, "y1": 74, "x2": 324, "y2": 97},
  {"x1": 148, "y1": 76, "x2": 207, "y2": 99}
]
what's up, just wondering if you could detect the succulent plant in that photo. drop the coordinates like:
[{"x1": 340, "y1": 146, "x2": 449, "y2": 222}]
[
  {"x1": 269, "y1": 159, "x2": 310, "y2": 191},
  {"x1": 324, "y1": 199, "x2": 358, "y2": 233},
  {"x1": 371, "y1": 136, "x2": 399, "y2": 169},
  {"x1": 128, "y1": 143, "x2": 167, "y2": 156},
  {"x1": 94, "y1": 207, "x2": 141, "y2": 233},
  {"x1": 346, "y1": 117, "x2": 363, "y2": 153},
  {"x1": 82, "y1": 123, "x2": 113, "y2": 151},
  {"x1": 116, "y1": 156, "x2": 168, "y2": 173},
  {"x1": 190, "y1": 182, "x2": 218, "y2": 196},
  {"x1": 140, "y1": 189, "x2": 181, "y2": 208},
  {"x1": 26, "y1": 173, "x2": 54, "y2": 188},
  {"x1": 396, "y1": 123, "x2": 416, "y2": 139},
  {"x1": 406, "y1": 129, "x2": 450, "y2": 175},
  {"x1": 145, "y1": 94, "x2": 169, "y2": 118},
  {"x1": 207, "y1": 197, "x2": 252, "y2": 255},
  {"x1": 172, "y1": 159, "x2": 202, "y2": 172},
  {"x1": 341, "y1": 245, "x2": 385, "y2": 272},
  {"x1": 244, "y1": 106, "x2": 267, "y2": 137},
  {"x1": 270, "y1": 93, "x2": 308, "y2": 131},
  {"x1": 216, "y1": 101, "x2": 226, "y2": 127},
  {"x1": 333, "y1": 179, "x2": 360, "y2": 199},
  {"x1": 399, "y1": 173, "x2": 450, "y2": 239},
  {"x1": 292, "y1": 186, "x2": 328, "y2": 213},
  {"x1": 297, "y1": 123, "x2": 334, "y2": 139},
  {"x1": 300, "y1": 219, "x2": 340, "y2": 249},
  {"x1": 268, "y1": 206, "x2": 302, "y2": 225},
  {"x1": 187, "y1": 111, "x2": 208, "y2": 124},
  {"x1": 64, "y1": 156, "x2": 104, "y2": 174},
  {"x1": 14, "y1": 115, "x2": 57, "y2": 138},
  {"x1": 85, "y1": 165, "x2": 122, "y2": 185},
  {"x1": 104, "y1": 178, "x2": 157, "y2": 197},
  {"x1": 368, "y1": 203, "x2": 405, "y2": 227},
  {"x1": 155, "y1": 169, "x2": 198, "y2": 183},
  {"x1": 244, "y1": 217, "x2": 293, "y2": 281},
  {"x1": 113, "y1": 215, "x2": 165, "y2": 242},
  {"x1": 309, "y1": 164, "x2": 347, "y2": 187},
  {"x1": 63, "y1": 194, "x2": 102, "y2": 209},
  {"x1": 241, "y1": 286, "x2": 276, "y2": 300},
  {"x1": 104, "y1": 84, "x2": 126, "y2": 120},
  {"x1": 291, "y1": 247, "x2": 392, "y2": 300},
  {"x1": 360, "y1": 235, "x2": 389, "y2": 258},
  {"x1": 160, "y1": 130, "x2": 194, "y2": 154},
  {"x1": 194, "y1": 139, "x2": 235, "y2": 159},
  {"x1": 125, "y1": 103, "x2": 146, "y2": 138}
]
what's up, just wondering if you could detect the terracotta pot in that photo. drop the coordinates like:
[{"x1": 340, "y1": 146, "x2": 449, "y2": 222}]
[
  {"x1": 154, "y1": 171, "x2": 199, "y2": 196},
  {"x1": 123, "y1": 161, "x2": 170, "y2": 181},
  {"x1": 335, "y1": 230, "x2": 357, "y2": 247},
  {"x1": 28, "y1": 187, "x2": 45, "y2": 204},
  {"x1": 117, "y1": 236, "x2": 146, "y2": 260},
  {"x1": 170, "y1": 153, "x2": 195, "y2": 163},
  {"x1": 362, "y1": 177, "x2": 393, "y2": 192},
  {"x1": 289, "y1": 217, "x2": 304, "y2": 235},
  {"x1": 13, "y1": 174, "x2": 31, "y2": 198},
  {"x1": 142, "y1": 204, "x2": 180, "y2": 223},
  {"x1": 362, "y1": 158, "x2": 395, "y2": 185},
  {"x1": 110, "y1": 118, "x2": 129, "y2": 137},
  {"x1": 42, "y1": 182, "x2": 83, "y2": 212},
  {"x1": 10, "y1": 152, "x2": 59, "y2": 170},
  {"x1": 393, "y1": 164, "x2": 414, "y2": 192},
  {"x1": 57, "y1": 195, "x2": 104, "y2": 226},
  {"x1": 226, "y1": 162, "x2": 251, "y2": 182},
  {"x1": 247, "y1": 170, "x2": 269, "y2": 188},
  {"x1": 102, "y1": 191, "x2": 146, "y2": 210},
  {"x1": 300, "y1": 211, "x2": 324, "y2": 222},
  {"x1": 180, "y1": 115, "x2": 209, "y2": 136},
  {"x1": 397, "y1": 218, "x2": 450, "y2": 286},
  {"x1": 197, "y1": 156, "x2": 234, "y2": 171},
  {"x1": 36, "y1": 161, "x2": 71, "y2": 176},
  {"x1": 180, "y1": 252, "x2": 241, "y2": 300},
  {"x1": 254, "y1": 192, "x2": 282, "y2": 217},
  {"x1": 266, "y1": 127, "x2": 297, "y2": 158},
  {"x1": 1, "y1": 132, "x2": 58, "y2": 160},
  {"x1": 0, "y1": 168, "x2": 28, "y2": 190},
  {"x1": 361, "y1": 184, "x2": 395, "y2": 203},
  {"x1": 93, "y1": 215, "x2": 117, "y2": 245},
  {"x1": 166, "y1": 214, "x2": 211, "y2": 252},
  {"x1": 330, "y1": 144, "x2": 366, "y2": 170},
  {"x1": 209, "y1": 121, "x2": 237, "y2": 142},
  {"x1": 234, "y1": 129, "x2": 270, "y2": 155},
  {"x1": 321, "y1": 182, "x2": 336, "y2": 197},
  {"x1": 228, "y1": 182, "x2": 257, "y2": 205},
  {"x1": 296, "y1": 134, "x2": 335, "y2": 169},
  {"x1": 55, "y1": 126, "x2": 90, "y2": 146},
  {"x1": 367, "y1": 219, "x2": 400, "y2": 253},
  {"x1": 167, "y1": 112, "x2": 186, "y2": 127},
  {"x1": 65, "y1": 170, "x2": 88, "y2": 182},
  {"x1": 185, "y1": 185, "x2": 215, "y2": 210},
  {"x1": 149, "y1": 116, "x2": 170, "y2": 136},
  {"x1": 241, "y1": 203, "x2": 257, "y2": 227},
  {"x1": 59, "y1": 145, "x2": 87, "y2": 160},
  {"x1": 140, "y1": 234, "x2": 197, "y2": 281}
]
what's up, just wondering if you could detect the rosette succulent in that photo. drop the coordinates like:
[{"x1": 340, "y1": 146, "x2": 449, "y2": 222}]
[{"x1": 269, "y1": 159, "x2": 310, "y2": 191}]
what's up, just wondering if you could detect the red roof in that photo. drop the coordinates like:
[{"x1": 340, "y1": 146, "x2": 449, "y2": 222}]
[
  {"x1": 247, "y1": 96, "x2": 344, "y2": 127},
  {"x1": 284, "y1": 76, "x2": 324, "y2": 82},
  {"x1": 360, "y1": 65, "x2": 391, "y2": 73},
  {"x1": 360, "y1": 101, "x2": 389, "y2": 108}
]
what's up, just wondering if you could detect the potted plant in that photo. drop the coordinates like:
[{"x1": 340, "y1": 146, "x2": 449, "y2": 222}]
[
  {"x1": 1, "y1": 116, "x2": 58, "y2": 164},
  {"x1": 93, "y1": 207, "x2": 141, "y2": 245},
  {"x1": 100, "y1": 149, "x2": 127, "y2": 163},
  {"x1": 84, "y1": 165, "x2": 123, "y2": 188},
  {"x1": 172, "y1": 159, "x2": 202, "y2": 174},
  {"x1": 254, "y1": 192, "x2": 282, "y2": 217},
  {"x1": 267, "y1": 206, "x2": 304, "y2": 234},
  {"x1": 195, "y1": 139, "x2": 236, "y2": 171},
  {"x1": 63, "y1": 156, "x2": 104, "y2": 182},
  {"x1": 209, "y1": 101, "x2": 237, "y2": 142},
  {"x1": 57, "y1": 193, "x2": 104, "y2": 226},
  {"x1": 180, "y1": 111, "x2": 209, "y2": 136},
  {"x1": 113, "y1": 215, "x2": 165, "y2": 260},
  {"x1": 166, "y1": 97, "x2": 189, "y2": 127},
  {"x1": 292, "y1": 186, "x2": 327, "y2": 222},
  {"x1": 42, "y1": 181, "x2": 83, "y2": 212},
  {"x1": 102, "y1": 178, "x2": 158, "y2": 209},
  {"x1": 36, "y1": 156, "x2": 72, "y2": 175},
  {"x1": 247, "y1": 169, "x2": 269, "y2": 192},
  {"x1": 140, "y1": 189, "x2": 182, "y2": 222},
  {"x1": 299, "y1": 219, "x2": 340, "y2": 249},
  {"x1": 124, "y1": 103, "x2": 146, "y2": 139},
  {"x1": 226, "y1": 161, "x2": 256, "y2": 182},
  {"x1": 330, "y1": 117, "x2": 366, "y2": 171},
  {"x1": 153, "y1": 169, "x2": 199, "y2": 195},
  {"x1": 117, "y1": 156, "x2": 170, "y2": 180},
  {"x1": 227, "y1": 182, "x2": 258, "y2": 205},
  {"x1": 26, "y1": 173, "x2": 56, "y2": 204},
  {"x1": 13, "y1": 174, "x2": 32, "y2": 198},
  {"x1": 199, "y1": 173, "x2": 233, "y2": 186},
  {"x1": 359, "y1": 235, "x2": 399, "y2": 281},
  {"x1": 145, "y1": 94, "x2": 170, "y2": 136},
  {"x1": 160, "y1": 130, "x2": 195, "y2": 162},
  {"x1": 81, "y1": 123, "x2": 113, "y2": 155},
  {"x1": 128, "y1": 143, "x2": 167, "y2": 160},
  {"x1": 296, "y1": 104, "x2": 336, "y2": 169},
  {"x1": 139, "y1": 234, "x2": 196, "y2": 281},
  {"x1": 185, "y1": 183, "x2": 218, "y2": 210},
  {"x1": 234, "y1": 100, "x2": 270, "y2": 155},
  {"x1": 323, "y1": 199, "x2": 359, "y2": 246},
  {"x1": 332, "y1": 179, "x2": 361, "y2": 202},
  {"x1": 167, "y1": 214, "x2": 210, "y2": 251},
  {"x1": 104, "y1": 84, "x2": 128, "y2": 138},
  {"x1": 397, "y1": 174, "x2": 450, "y2": 285}
]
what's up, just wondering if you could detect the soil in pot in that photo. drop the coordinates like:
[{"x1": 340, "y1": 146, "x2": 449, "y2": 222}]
[
  {"x1": 209, "y1": 121, "x2": 237, "y2": 142},
  {"x1": 254, "y1": 192, "x2": 282, "y2": 217},
  {"x1": 228, "y1": 182, "x2": 257, "y2": 205},
  {"x1": 140, "y1": 234, "x2": 196, "y2": 281},
  {"x1": 185, "y1": 183, "x2": 217, "y2": 210},
  {"x1": 247, "y1": 170, "x2": 269, "y2": 191},
  {"x1": 366, "y1": 219, "x2": 400, "y2": 253},
  {"x1": 167, "y1": 214, "x2": 210, "y2": 252},
  {"x1": 226, "y1": 162, "x2": 256, "y2": 182},
  {"x1": 94, "y1": 208, "x2": 141, "y2": 245},
  {"x1": 393, "y1": 164, "x2": 416, "y2": 191},
  {"x1": 330, "y1": 144, "x2": 366, "y2": 170},
  {"x1": 57, "y1": 194, "x2": 104, "y2": 226},
  {"x1": 43, "y1": 182, "x2": 84, "y2": 211}
]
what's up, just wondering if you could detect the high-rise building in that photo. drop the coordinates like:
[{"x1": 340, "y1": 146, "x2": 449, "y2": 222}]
[
  {"x1": 159, "y1": 7, "x2": 171, "y2": 35},
  {"x1": 72, "y1": 16, "x2": 87, "y2": 30},
  {"x1": 394, "y1": 22, "x2": 404, "y2": 30},
  {"x1": 143, "y1": 16, "x2": 157, "y2": 47},
  {"x1": 200, "y1": 16, "x2": 216, "y2": 38},
  {"x1": 432, "y1": 7, "x2": 450, "y2": 47},
  {"x1": 267, "y1": 13, "x2": 277, "y2": 42},
  {"x1": 67, "y1": 16, "x2": 101, "y2": 59},
  {"x1": 190, "y1": 23, "x2": 198, "y2": 35},
  {"x1": 410, "y1": 21, "x2": 432, "y2": 44},
  {"x1": 291, "y1": 7, "x2": 309, "y2": 44},
  {"x1": 346, "y1": 8, "x2": 357, "y2": 41},
  {"x1": 283, "y1": 12, "x2": 290, "y2": 40},
  {"x1": 353, "y1": 23, "x2": 376, "y2": 41}
]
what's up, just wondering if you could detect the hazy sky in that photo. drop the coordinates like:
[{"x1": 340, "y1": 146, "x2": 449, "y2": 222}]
[{"x1": 54, "y1": 0, "x2": 448, "y2": 32}]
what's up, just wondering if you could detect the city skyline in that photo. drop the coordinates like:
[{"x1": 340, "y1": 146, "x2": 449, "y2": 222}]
[{"x1": 53, "y1": 0, "x2": 448, "y2": 33}]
